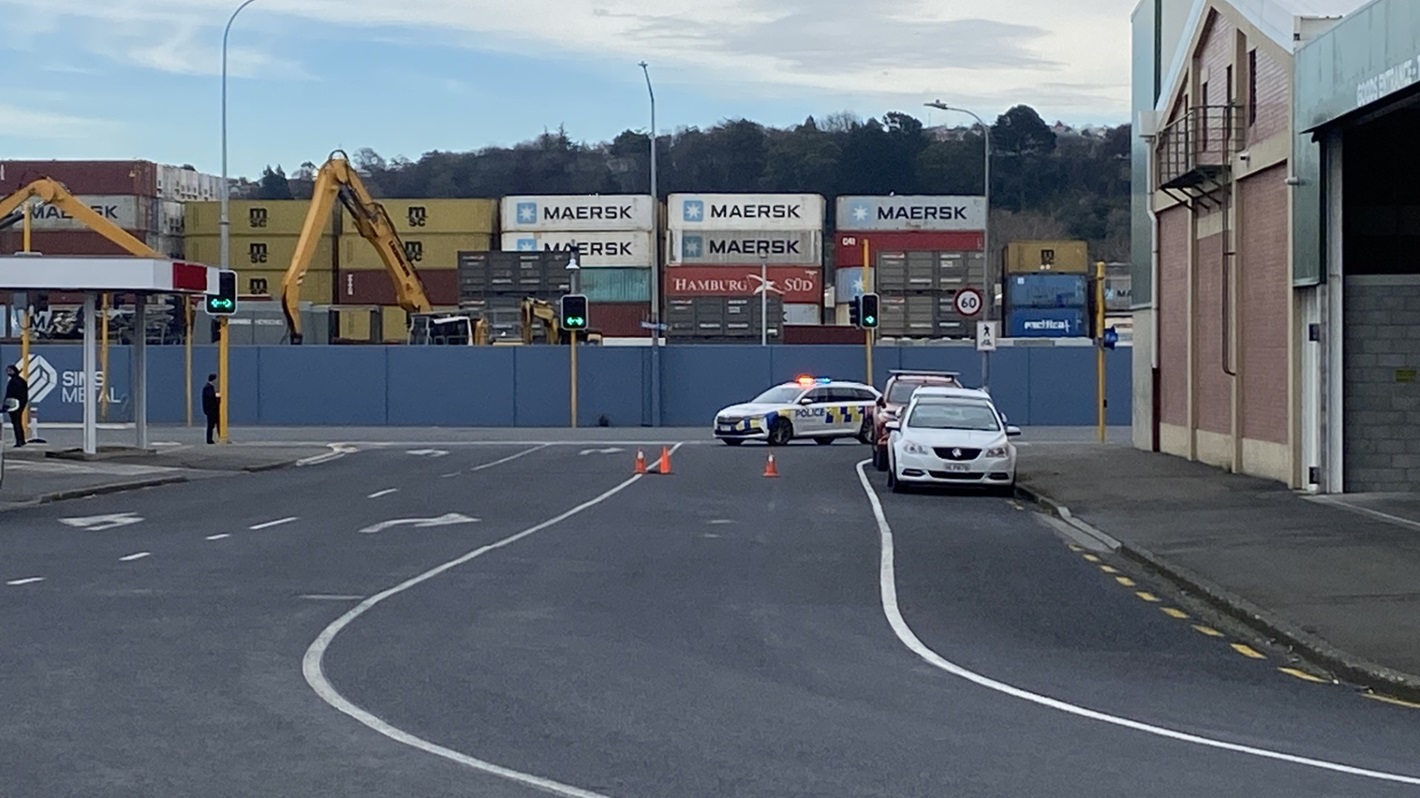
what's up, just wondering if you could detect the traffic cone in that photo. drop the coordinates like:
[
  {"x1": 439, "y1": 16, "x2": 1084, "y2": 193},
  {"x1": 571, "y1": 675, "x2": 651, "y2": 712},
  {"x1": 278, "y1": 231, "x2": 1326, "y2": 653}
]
[
  {"x1": 657, "y1": 445, "x2": 673, "y2": 475},
  {"x1": 634, "y1": 449, "x2": 647, "y2": 474},
  {"x1": 763, "y1": 453, "x2": 779, "y2": 478}
]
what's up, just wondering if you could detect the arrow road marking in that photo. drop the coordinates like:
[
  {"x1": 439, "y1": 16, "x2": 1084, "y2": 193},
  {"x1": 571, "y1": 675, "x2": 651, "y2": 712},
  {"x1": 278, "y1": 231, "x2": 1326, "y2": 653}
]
[
  {"x1": 407, "y1": 449, "x2": 449, "y2": 458},
  {"x1": 60, "y1": 512, "x2": 142, "y2": 531},
  {"x1": 358, "y1": 513, "x2": 480, "y2": 535},
  {"x1": 578, "y1": 447, "x2": 625, "y2": 456}
]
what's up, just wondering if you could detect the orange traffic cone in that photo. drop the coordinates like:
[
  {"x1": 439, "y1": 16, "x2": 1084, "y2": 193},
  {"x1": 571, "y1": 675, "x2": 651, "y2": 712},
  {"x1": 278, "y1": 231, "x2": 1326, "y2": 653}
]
[
  {"x1": 657, "y1": 445, "x2": 673, "y2": 475},
  {"x1": 634, "y1": 449, "x2": 647, "y2": 474},
  {"x1": 763, "y1": 453, "x2": 779, "y2": 478}
]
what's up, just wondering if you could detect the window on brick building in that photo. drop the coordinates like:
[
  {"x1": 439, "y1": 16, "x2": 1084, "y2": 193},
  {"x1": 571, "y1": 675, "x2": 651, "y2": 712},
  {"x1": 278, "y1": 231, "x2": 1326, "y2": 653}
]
[
  {"x1": 1248, "y1": 50, "x2": 1258, "y2": 127},
  {"x1": 1201, "y1": 82, "x2": 1209, "y2": 149}
]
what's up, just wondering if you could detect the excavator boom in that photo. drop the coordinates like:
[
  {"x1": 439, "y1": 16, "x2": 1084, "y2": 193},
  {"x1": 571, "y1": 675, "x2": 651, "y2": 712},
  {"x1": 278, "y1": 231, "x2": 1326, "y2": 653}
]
[{"x1": 0, "y1": 179, "x2": 163, "y2": 258}]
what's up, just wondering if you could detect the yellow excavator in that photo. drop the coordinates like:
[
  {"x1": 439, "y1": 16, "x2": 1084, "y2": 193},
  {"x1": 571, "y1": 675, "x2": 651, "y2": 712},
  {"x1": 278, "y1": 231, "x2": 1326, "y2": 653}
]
[
  {"x1": 521, "y1": 297, "x2": 602, "y2": 344},
  {"x1": 0, "y1": 178, "x2": 165, "y2": 259},
  {"x1": 281, "y1": 150, "x2": 488, "y2": 345}
]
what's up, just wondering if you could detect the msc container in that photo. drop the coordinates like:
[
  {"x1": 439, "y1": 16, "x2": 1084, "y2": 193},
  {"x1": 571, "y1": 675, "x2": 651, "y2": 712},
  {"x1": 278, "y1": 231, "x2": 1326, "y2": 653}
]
[
  {"x1": 577, "y1": 267, "x2": 651, "y2": 302},
  {"x1": 499, "y1": 230, "x2": 654, "y2": 268},
  {"x1": 1005, "y1": 273, "x2": 1088, "y2": 309},
  {"x1": 1007, "y1": 307, "x2": 1088, "y2": 337},
  {"x1": 835, "y1": 195, "x2": 986, "y2": 231},
  {"x1": 18, "y1": 195, "x2": 178, "y2": 234},
  {"x1": 0, "y1": 160, "x2": 158, "y2": 197},
  {"x1": 340, "y1": 233, "x2": 494, "y2": 271},
  {"x1": 336, "y1": 306, "x2": 409, "y2": 343},
  {"x1": 230, "y1": 268, "x2": 334, "y2": 303},
  {"x1": 185, "y1": 233, "x2": 338, "y2": 274},
  {"x1": 338, "y1": 269, "x2": 459, "y2": 306},
  {"x1": 185, "y1": 200, "x2": 331, "y2": 238},
  {"x1": 833, "y1": 230, "x2": 984, "y2": 267},
  {"x1": 338, "y1": 198, "x2": 496, "y2": 237},
  {"x1": 500, "y1": 195, "x2": 655, "y2": 232},
  {"x1": 0, "y1": 229, "x2": 183, "y2": 259},
  {"x1": 456, "y1": 250, "x2": 574, "y2": 297},
  {"x1": 667, "y1": 193, "x2": 824, "y2": 231},
  {"x1": 1002, "y1": 240, "x2": 1089, "y2": 274},
  {"x1": 665, "y1": 265, "x2": 822, "y2": 303},
  {"x1": 667, "y1": 229, "x2": 821, "y2": 266}
]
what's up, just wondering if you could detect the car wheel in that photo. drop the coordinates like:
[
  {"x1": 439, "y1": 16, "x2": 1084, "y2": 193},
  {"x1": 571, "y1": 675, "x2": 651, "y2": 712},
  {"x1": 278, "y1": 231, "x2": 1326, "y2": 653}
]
[
  {"x1": 890, "y1": 469, "x2": 908, "y2": 493},
  {"x1": 814, "y1": 437, "x2": 834, "y2": 445},
  {"x1": 873, "y1": 446, "x2": 887, "y2": 471},
  {"x1": 767, "y1": 419, "x2": 793, "y2": 446},
  {"x1": 722, "y1": 439, "x2": 743, "y2": 446},
  {"x1": 886, "y1": 466, "x2": 897, "y2": 489}
]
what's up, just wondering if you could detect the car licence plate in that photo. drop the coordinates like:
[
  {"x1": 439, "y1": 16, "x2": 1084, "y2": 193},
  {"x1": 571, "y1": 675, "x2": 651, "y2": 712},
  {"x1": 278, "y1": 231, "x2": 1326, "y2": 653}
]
[{"x1": 942, "y1": 463, "x2": 970, "y2": 472}]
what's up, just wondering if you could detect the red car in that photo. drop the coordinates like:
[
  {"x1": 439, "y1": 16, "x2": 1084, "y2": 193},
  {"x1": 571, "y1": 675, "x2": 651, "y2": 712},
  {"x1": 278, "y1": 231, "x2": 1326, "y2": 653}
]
[{"x1": 871, "y1": 370, "x2": 963, "y2": 470}]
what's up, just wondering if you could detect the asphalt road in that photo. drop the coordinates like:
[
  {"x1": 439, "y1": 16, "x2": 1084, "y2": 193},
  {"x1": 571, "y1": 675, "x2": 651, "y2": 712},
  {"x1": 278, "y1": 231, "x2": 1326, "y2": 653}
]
[{"x1": 2, "y1": 437, "x2": 1418, "y2": 797}]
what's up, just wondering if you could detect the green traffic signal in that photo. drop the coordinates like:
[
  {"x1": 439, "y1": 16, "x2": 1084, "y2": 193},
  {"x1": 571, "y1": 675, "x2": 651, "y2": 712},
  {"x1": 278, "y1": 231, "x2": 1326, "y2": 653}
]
[
  {"x1": 205, "y1": 270, "x2": 238, "y2": 316},
  {"x1": 859, "y1": 293, "x2": 880, "y2": 329},
  {"x1": 560, "y1": 294, "x2": 589, "y2": 330}
]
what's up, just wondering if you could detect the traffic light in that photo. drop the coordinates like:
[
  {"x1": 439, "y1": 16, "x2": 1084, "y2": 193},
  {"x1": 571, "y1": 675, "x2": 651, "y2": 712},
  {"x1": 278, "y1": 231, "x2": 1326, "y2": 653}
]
[
  {"x1": 859, "y1": 292, "x2": 880, "y2": 329},
  {"x1": 848, "y1": 296, "x2": 861, "y2": 326},
  {"x1": 560, "y1": 293, "x2": 589, "y2": 330},
  {"x1": 205, "y1": 270, "x2": 237, "y2": 316}
]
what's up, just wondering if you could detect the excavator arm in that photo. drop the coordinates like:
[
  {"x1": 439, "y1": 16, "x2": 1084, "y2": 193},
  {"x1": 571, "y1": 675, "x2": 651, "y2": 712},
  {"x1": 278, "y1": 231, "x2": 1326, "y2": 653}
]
[
  {"x1": 0, "y1": 179, "x2": 163, "y2": 258},
  {"x1": 281, "y1": 150, "x2": 432, "y2": 343}
]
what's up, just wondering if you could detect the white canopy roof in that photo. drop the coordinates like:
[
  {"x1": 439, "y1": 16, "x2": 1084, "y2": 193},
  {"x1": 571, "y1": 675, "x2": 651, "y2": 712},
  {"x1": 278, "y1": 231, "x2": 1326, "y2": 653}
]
[{"x1": 0, "y1": 255, "x2": 220, "y2": 294}]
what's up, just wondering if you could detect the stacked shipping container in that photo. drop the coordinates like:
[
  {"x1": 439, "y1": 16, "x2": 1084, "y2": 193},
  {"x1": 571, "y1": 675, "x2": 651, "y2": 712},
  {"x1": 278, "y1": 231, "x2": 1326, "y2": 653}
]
[
  {"x1": 664, "y1": 193, "x2": 824, "y2": 340},
  {"x1": 498, "y1": 195, "x2": 655, "y2": 337},
  {"x1": 1000, "y1": 240, "x2": 1091, "y2": 338},
  {"x1": 833, "y1": 196, "x2": 986, "y2": 338}
]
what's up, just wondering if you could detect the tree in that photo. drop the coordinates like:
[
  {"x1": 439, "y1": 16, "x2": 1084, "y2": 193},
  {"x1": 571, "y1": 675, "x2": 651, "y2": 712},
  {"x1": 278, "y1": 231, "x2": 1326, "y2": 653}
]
[
  {"x1": 256, "y1": 166, "x2": 293, "y2": 200},
  {"x1": 992, "y1": 105, "x2": 1057, "y2": 156}
]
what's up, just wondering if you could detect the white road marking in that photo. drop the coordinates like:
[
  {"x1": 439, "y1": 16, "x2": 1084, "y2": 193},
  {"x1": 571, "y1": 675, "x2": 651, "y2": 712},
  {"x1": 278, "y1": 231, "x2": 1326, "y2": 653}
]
[
  {"x1": 469, "y1": 443, "x2": 552, "y2": 473},
  {"x1": 60, "y1": 512, "x2": 143, "y2": 531},
  {"x1": 407, "y1": 449, "x2": 450, "y2": 458},
  {"x1": 707, "y1": 519, "x2": 734, "y2": 525},
  {"x1": 299, "y1": 594, "x2": 365, "y2": 601},
  {"x1": 249, "y1": 516, "x2": 298, "y2": 530},
  {"x1": 368, "y1": 489, "x2": 398, "y2": 498},
  {"x1": 303, "y1": 441, "x2": 685, "y2": 798},
  {"x1": 853, "y1": 460, "x2": 1420, "y2": 787},
  {"x1": 118, "y1": 552, "x2": 150, "y2": 562},
  {"x1": 206, "y1": 534, "x2": 231, "y2": 541},
  {"x1": 441, "y1": 472, "x2": 460, "y2": 478},
  {"x1": 357, "y1": 513, "x2": 480, "y2": 535},
  {"x1": 578, "y1": 447, "x2": 625, "y2": 455},
  {"x1": 297, "y1": 444, "x2": 358, "y2": 467},
  {"x1": 6, "y1": 577, "x2": 44, "y2": 586}
]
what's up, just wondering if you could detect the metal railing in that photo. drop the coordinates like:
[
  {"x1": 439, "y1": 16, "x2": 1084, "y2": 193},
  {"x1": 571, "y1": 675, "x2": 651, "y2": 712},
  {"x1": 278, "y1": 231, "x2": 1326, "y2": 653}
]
[{"x1": 1155, "y1": 104, "x2": 1241, "y2": 190}]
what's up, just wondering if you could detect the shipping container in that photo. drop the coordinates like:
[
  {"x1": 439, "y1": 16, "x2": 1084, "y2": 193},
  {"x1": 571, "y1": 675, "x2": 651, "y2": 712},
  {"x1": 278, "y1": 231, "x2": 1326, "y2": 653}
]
[
  {"x1": 341, "y1": 233, "x2": 494, "y2": 271},
  {"x1": 873, "y1": 250, "x2": 988, "y2": 293},
  {"x1": 667, "y1": 193, "x2": 824, "y2": 231},
  {"x1": 157, "y1": 165, "x2": 224, "y2": 203},
  {"x1": 1002, "y1": 240, "x2": 1089, "y2": 274},
  {"x1": 1007, "y1": 307, "x2": 1088, "y2": 337},
  {"x1": 664, "y1": 265, "x2": 822, "y2": 303},
  {"x1": 185, "y1": 233, "x2": 338, "y2": 274},
  {"x1": 230, "y1": 268, "x2": 335, "y2": 303},
  {"x1": 587, "y1": 302, "x2": 650, "y2": 337},
  {"x1": 0, "y1": 160, "x2": 158, "y2": 197},
  {"x1": 783, "y1": 303, "x2": 821, "y2": 325},
  {"x1": 666, "y1": 296, "x2": 783, "y2": 338},
  {"x1": 338, "y1": 269, "x2": 459, "y2": 306},
  {"x1": 499, "y1": 230, "x2": 654, "y2": 268},
  {"x1": 456, "y1": 250, "x2": 574, "y2": 298},
  {"x1": 833, "y1": 230, "x2": 984, "y2": 267},
  {"x1": 185, "y1": 200, "x2": 331, "y2": 237},
  {"x1": 500, "y1": 195, "x2": 655, "y2": 232},
  {"x1": 1005, "y1": 273, "x2": 1089, "y2": 309},
  {"x1": 667, "y1": 229, "x2": 821, "y2": 266},
  {"x1": 336, "y1": 306, "x2": 409, "y2": 343},
  {"x1": 577, "y1": 267, "x2": 651, "y2": 302},
  {"x1": 835, "y1": 195, "x2": 986, "y2": 231},
  {"x1": 0, "y1": 229, "x2": 184, "y2": 259},
  {"x1": 13, "y1": 195, "x2": 183, "y2": 235},
  {"x1": 339, "y1": 198, "x2": 496, "y2": 237}
]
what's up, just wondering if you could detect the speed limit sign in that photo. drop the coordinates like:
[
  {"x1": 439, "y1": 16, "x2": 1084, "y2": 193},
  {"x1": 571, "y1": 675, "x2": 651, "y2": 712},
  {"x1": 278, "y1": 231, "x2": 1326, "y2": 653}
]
[{"x1": 954, "y1": 287, "x2": 983, "y2": 317}]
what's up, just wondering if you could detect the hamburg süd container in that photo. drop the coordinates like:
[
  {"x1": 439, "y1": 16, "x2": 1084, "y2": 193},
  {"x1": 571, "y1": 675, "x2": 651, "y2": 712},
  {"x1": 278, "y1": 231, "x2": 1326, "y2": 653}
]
[
  {"x1": 1007, "y1": 307, "x2": 1088, "y2": 337},
  {"x1": 668, "y1": 193, "x2": 824, "y2": 231},
  {"x1": 665, "y1": 265, "x2": 822, "y2": 304},
  {"x1": 185, "y1": 233, "x2": 338, "y2": 275},
  {"x1": 185, "y1": 200, "x2": 334, "y2": 238},
  {"x1": 1005, "y1": 273, "x2": 1088, "y2": 309},
  {"x1": 339, "y1": 198, "x2": 496, "y2": 237},
  {"x1": 1002, "y1": 240, "x2": 1089, "y2": 274},
  {"x1": 0, "y1": 159, "x2": 159, "y2": 197},
  {"x1": 499, "y1": 229, "x2": 654, "y2": 268},
  {"x1": 835, "y1": 195, "x2": 986, "y2": 231},
  {"x1": 576, "y1": 267, "x2": 652, "y2": 303},
  {"x1": 340, "y1": 233, "x2": 494, "y2": 271},
  {"x1": 667, "y1": 229, "x2": 822, "y2": 266},
  {"x1": 500, "y1": 195, "x2": 655, "y2": 232}
]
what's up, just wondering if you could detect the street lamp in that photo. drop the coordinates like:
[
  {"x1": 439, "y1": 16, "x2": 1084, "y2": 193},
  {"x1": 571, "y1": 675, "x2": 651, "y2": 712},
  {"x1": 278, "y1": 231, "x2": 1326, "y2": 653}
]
[
  {"x1": 221, "y1": 0, "x2": 259, "y2": 276},
  {"x1": 925, "y1": 100, "x2": 993, "y2": 390},
  {"x1": 638, "y1": 61, "x2": 662, "y2": 427}
]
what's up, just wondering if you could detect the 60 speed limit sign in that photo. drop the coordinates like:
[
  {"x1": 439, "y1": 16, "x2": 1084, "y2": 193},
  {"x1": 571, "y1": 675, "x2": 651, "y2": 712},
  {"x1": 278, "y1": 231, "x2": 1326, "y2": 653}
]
[{"x1": 954, "y1": 288, "x2": 984, "y2": 317}]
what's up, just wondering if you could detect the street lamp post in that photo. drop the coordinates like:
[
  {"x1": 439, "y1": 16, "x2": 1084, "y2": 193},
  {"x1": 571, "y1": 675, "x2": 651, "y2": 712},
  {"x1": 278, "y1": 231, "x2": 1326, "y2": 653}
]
[
  {"x1": 639, "y1": 61, "x2": 662, "y2": 427},
  {"x1": 925, "y1": 100, "x2": 992, "y2": 390},
  {"x1": 217, "y1": 0, "x2": 258, "y2": 444}
]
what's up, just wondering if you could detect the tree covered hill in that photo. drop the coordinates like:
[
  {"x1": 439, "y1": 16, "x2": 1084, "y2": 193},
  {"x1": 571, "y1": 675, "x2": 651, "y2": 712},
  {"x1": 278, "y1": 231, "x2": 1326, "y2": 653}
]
[{"x1": 241, "y1": 104, "x2": 1130, "y2": 261}]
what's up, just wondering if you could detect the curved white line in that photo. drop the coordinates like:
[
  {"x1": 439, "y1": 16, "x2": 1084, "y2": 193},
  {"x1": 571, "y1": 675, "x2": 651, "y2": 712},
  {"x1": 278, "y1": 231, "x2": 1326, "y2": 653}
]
[
  {"x1": 303, "y1": 442, "x2": 683, "y2": 797},
  {"x1": 854, "y1": 460, "x2": 1420, "y2": 786}
]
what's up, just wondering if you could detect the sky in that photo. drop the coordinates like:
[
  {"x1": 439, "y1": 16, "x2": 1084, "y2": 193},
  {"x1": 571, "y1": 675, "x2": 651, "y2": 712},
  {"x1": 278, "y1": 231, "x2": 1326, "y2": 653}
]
[{"x1": 0, "y1": 0, "x2": 1138, "y2": 181}]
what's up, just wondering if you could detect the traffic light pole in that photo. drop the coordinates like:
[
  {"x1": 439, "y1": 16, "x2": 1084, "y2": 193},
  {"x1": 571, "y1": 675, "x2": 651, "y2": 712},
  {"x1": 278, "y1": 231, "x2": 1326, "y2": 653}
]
[
  {"x1": 862, "y1": 239, "x2": 873, "y2": 386},
  {"x1": 570, "y1": 330, "x2": 578, "y2": 429},
  {"x1": 219, "y1": 317, "x2": 230, "y2": 443},
  {"x1": 1095, "y1": 260, "x2": 1106, "y2": 444}
]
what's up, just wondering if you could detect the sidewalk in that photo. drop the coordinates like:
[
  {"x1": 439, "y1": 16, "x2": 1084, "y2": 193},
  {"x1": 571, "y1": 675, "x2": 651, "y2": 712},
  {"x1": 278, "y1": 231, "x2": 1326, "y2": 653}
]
[{"x1": 1017, "y1": 444, "x2": 1420, "y2": 698}]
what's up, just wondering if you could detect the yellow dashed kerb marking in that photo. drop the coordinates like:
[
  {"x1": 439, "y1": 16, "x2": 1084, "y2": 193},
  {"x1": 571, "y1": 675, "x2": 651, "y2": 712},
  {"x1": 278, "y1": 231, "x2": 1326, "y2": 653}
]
[
  {"x1": 1160, "y1": 607, "x2": 1189, "y2": 619},
  {"x1": 1231, "y1": 643, "x2": 1266, "y2": 660},
  {"x1": 1278, "y1": 668, "x2": 1328, "y2": 684}
]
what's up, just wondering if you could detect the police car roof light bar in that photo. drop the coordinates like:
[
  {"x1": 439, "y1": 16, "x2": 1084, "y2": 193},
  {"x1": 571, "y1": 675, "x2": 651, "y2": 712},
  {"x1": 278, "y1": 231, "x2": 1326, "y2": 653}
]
[{"x1": 888, "y1": 369, "x2": 961, "y2": 378}]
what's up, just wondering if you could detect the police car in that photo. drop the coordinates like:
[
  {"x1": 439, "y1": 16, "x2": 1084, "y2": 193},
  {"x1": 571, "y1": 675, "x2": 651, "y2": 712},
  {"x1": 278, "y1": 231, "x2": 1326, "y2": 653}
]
[{"x1": 713, "y1": 375, "x2": 881, "y2": 446}]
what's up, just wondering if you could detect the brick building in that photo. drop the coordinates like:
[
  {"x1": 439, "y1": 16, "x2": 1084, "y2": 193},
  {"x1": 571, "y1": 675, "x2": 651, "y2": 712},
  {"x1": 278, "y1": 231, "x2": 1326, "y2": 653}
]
[{"x1": 1128, "y1": 0, "x2": 1362, "y2": 487}]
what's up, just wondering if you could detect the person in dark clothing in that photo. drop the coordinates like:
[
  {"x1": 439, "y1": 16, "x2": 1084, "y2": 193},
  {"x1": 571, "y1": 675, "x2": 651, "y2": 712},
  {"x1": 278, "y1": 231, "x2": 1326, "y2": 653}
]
[
  {"x1": 5, "y1": 364, "x2": 28, "y2": 447},
  {"x1": 202, "y1": 373, "x2": 220, "y2": 444}
]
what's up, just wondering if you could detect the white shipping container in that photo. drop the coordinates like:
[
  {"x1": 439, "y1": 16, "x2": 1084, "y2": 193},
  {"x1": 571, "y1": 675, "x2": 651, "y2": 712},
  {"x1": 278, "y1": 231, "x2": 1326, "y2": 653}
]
[
  {"x1": 834, "y1": 266, "x2": 868, "y2": 300},
  {"x1": 783, "y1": 303, "x2": 821, "y2": 325},
  {"x1": 158, "y1": 164, "x2": 223, "y2": 202},
  {"x1": 21, "y1": 195, "x2": 160, "y2": 232},
  {"x1": 158, "y1": 200, "x2": 184, "y2": 235},
  {"x1": 668, "y1": 193, "x2": 824, "y2": 231},
  {"x1": 668, "y1": 229, "x2": 822, "y2": 266},
  {"x1": 500, "y1": 230, "x2": 655, "y2": 268},
  {"x1": 835, "y1": 195, "x2": 987, "y2": 231},
  {"x1": 501, "y1": 195, "x2": 655, "y2": 232}
]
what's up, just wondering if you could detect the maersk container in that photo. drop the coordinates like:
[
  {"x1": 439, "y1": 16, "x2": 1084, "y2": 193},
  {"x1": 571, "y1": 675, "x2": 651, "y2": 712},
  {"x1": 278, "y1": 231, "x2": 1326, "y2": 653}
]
[
  {"x1": 667, "y1": 193, "x2": 824, "y2": 232},
  {"x1": 500, "y1": 195, "x2": 655, "y2": 232},
  {"x1": 1007, "y1": 307, "x2": 1088, "y2": 338},
  {"x1": 1005, "y1": 273, "x2": 1088, "y2": 309}
]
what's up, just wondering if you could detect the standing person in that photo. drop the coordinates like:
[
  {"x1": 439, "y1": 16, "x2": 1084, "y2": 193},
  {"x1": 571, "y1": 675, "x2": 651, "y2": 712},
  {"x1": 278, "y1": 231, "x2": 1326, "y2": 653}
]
[
  {"x1": 202, "y1": 373, "x2": 220, "y2": 445},
  {"x1": 4, "y1": 364, "x2": 28, "y2": 447}
]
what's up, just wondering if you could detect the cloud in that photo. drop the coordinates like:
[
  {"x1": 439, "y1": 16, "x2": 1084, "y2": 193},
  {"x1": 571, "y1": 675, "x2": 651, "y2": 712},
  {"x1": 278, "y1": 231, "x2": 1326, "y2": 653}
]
[{"x1": 0, "y1": 103, "x2": 120, "y2": 140}]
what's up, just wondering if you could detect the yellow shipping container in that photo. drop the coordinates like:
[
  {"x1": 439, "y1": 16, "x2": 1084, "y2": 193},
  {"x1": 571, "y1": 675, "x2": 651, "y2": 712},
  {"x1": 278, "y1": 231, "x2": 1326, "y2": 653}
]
[
  {"x1": 1002, "y1": 240, "x2": 1089, "y2": 274},
  {"x1": 339, "y1": 233, "x2": 493, "y2": 270},
  {"x1": 335, "y1": 306, "x2": 409, "y2": 342},
  {"x1": 187, "y1": 233, "x2": 339, "y2": 277},
  {"x1": 221, "y1": 268, "x2": 334, "y2": 303},
  {"x1": 339, "y1": 198, "x2": 496, "y2": 236},
  {"x1": 185, "y1": 200, "x2": 335, "y2": 237}
]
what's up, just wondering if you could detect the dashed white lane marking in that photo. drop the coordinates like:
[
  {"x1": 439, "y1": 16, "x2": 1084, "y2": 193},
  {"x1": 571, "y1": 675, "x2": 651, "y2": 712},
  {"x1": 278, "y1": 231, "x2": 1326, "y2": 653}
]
[
  {"x1": 853, "y1": 460, "x2": 1420, "y2": 787},
  {"x1": 300, "y1": 594, "x2": 365, "y2": 601},
  {"x1": 6, "y1": 577, "x2": 44, "y2": 586},
  {"x1": 206, "y1": 534, "x2": 231, "y2": 541},
  {"x1": 249, "y1": 516, "x2": 297, "y2": 530},
  {"x1": 469, "y1": 443, "x2": 552, "y2": 473},
  {"x1": 119, "y1": 552, "x2": 151, "y2": 562},
  {"x1": 303, "y1": 441, "x2": 684, "y2": 798},
  {"x1": 368, "y1": 489, "x2": 398, "y2": 499}
]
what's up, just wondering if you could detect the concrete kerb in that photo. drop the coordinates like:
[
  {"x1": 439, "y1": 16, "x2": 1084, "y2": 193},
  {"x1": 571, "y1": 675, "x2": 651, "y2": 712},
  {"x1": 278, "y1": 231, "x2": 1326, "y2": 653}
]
[
  {"x1": 28, "y1": 475, "x2": 192, "y2": 506},
  {"x1": 1014, "y1": 480, "x2": 1420, "y2": 705}
]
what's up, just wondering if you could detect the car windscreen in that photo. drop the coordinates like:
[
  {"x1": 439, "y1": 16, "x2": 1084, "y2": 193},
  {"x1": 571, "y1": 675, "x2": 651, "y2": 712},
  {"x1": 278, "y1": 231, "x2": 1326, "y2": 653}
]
[
  {"x1": 751, "y1": 385, "x2": 803, "y2": 404},
  {"x1": 906, "y1": 401, "x2": 1001, "y2": 431},
  {"x1": 887, "y1": 379, "x2": 956, "y2": 404}
]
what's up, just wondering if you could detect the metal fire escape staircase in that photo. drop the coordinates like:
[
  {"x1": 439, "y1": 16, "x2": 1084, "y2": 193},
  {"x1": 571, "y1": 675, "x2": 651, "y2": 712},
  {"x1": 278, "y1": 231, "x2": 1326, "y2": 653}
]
[{"x1": 1155, "y1": 104, "x2": 1241, "y2": 210}]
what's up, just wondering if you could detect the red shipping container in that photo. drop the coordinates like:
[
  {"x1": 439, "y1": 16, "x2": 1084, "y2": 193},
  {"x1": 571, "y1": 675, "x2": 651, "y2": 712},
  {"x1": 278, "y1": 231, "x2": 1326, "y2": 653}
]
[
  {"x1": 663, "y1": 265, "x2": 822, "y2": 303},
  {"x1": 0, "y1": 229, "x2": 181, "y2": 258},
  {"x1": 833, "y1": 230, "x2": 983, "y2": 268},
  {"x1": 0, "y1": 160, "x2": 159, "y2": 197},
  {"x1": 337, "y1": 269, "x2": 459, "y2": 306},
  {"x1": 588, "y1": 302, "x2": 649, "y2": 337}
]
